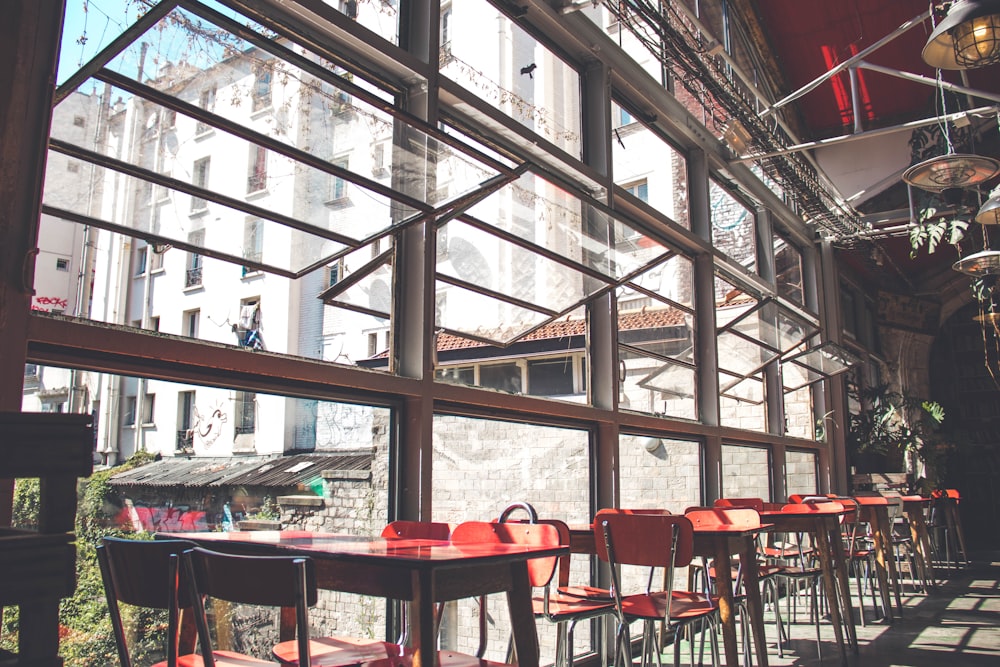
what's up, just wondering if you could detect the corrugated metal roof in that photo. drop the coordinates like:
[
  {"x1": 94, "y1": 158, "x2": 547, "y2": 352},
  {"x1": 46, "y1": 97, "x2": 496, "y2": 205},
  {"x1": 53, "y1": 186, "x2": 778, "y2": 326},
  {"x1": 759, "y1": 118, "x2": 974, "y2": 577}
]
[{"x1": 109, "y1": 451, "x2": 373, "y2": 489}]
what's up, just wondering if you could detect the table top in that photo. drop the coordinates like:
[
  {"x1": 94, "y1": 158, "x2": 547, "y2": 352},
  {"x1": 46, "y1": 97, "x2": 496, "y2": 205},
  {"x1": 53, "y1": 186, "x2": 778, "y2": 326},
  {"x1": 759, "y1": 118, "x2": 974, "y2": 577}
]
[{"x1": 156, "y1": 530, "x2": 567, "y2": 566}]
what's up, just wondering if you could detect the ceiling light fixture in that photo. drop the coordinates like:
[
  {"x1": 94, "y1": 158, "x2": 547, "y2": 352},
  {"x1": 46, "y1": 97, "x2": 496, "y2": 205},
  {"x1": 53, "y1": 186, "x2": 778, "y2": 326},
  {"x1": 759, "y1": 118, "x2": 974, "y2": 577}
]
[
  {"x1": 923, "y1": 0, "x2": 1000, "y2": 70},
  {"x1": 953, "y1": 248, "x2": 1000, "y2": 274},
  {"x1": 975, "y1": 186, "x2": 1000, "y2": 224},
  {"x1": 902, "y1": 152, "x2": 1000, "y2": 192}
]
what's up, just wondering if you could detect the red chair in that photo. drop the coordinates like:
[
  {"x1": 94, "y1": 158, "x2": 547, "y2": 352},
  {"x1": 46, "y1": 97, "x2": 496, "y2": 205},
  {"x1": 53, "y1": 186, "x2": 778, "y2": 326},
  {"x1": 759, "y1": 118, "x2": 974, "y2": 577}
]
[
  {"x1": 451, "y1": 520, "x2": 615, "y2": 667},
  {"x1": 594, "y1": 510, "x2": 720, "y2": 667}
]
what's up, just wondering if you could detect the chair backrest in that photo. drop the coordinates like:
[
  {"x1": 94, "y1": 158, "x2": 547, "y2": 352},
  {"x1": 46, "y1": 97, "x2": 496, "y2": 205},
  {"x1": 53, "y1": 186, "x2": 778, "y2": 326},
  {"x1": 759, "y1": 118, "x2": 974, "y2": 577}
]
[
  {"x1": 593, "y1": 510, "x2": 695, "y2": 569},
  {"x1": 451, "y1": 520, "x2": 560, "y2": 588},
  {"x1": 183, "y1": 547, "x2": 317, "y2": 667},
  {"x1": 685, "y1": 507, "x2": 761, "y2": 531},
  {"x1": 714, "y1": 497, "x2": 764, "y2": 511},
  {"x1": 381, "y1": 520, "x2": 453, "y2": 540},
  {"x1": 96, "y1": 537, "x2": 198, "y2": 667},
  {"x1": 780, "y1": 500, "x2": 844, "y2": 515}
]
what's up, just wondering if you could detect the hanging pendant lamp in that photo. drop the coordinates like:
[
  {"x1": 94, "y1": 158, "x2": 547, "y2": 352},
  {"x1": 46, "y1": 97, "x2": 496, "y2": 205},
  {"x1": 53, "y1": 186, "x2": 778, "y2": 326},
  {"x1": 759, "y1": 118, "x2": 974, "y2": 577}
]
[
  {"x1": 923, "y1": 0, "x2": 1000, "y2": 70},
  {"x1": 953, "y1": 248, "x2": 1000, "y2": 274},
  {"x1": 975, "y1": 187, "x2": 1000, "y2": 224},
  {"x1": 902, "y1": 152, "x2": 1000, "y2": 192}
]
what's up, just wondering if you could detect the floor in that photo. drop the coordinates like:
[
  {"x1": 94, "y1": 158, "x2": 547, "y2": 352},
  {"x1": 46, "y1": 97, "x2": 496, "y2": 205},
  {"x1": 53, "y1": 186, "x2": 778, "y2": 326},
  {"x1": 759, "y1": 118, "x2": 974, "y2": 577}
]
[
  {"x1": 661, "y1": 552, "x2": 1000, "y2": 666},
  {"x1": 747, "y1": 552, "x2": 1000, "y2": 666}
]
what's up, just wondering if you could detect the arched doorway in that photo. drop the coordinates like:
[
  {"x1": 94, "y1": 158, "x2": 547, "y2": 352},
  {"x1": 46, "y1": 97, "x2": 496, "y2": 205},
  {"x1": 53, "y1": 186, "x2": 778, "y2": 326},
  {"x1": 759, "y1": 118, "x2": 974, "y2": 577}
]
[{"x1": 930, "y1": 301, "x2": 1000, "y2": 550}]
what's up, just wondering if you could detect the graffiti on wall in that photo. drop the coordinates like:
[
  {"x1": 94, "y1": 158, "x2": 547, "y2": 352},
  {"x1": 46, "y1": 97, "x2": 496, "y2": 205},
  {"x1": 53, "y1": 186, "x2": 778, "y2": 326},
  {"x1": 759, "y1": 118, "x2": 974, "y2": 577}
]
[
  {"x1": 31, "y1": 296, "x2": 69, "y2": 312},
  {"x1": 116, "y1": 501, "x2": 210, "y2": 532}
]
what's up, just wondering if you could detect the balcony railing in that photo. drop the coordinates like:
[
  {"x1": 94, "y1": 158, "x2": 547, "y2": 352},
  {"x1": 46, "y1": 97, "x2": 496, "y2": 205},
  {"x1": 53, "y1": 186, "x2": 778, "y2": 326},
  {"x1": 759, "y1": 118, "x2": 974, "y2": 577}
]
[{"x1": 185, "y1": 266, "x2": 203, "y2": 288}]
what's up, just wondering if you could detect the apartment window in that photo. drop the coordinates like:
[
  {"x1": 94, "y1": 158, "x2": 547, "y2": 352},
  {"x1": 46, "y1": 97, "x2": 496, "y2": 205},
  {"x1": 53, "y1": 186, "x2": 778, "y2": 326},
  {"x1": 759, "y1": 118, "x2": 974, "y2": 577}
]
[
  {"x1": 234, "y1": 391, "x2": 256, "y2": 434},
  {"x1": 67, "y1": 162, "x2": 80, "y2": 173},
  {"x1": 367, "y1": 332, "x2": 378, "y2": 357},
  {"x1": 480, "y1": 362, "x2": 522, "y2": 393},
  {"x1": 177, "y1": 391, "x2": 195, "y2": 451},
  {"x1": 251, "y1": 61, "x2": 273, "y2": 112},
  {"x1": 150, "y1": 245, "x2": 164, "y2": 271},
  {"x1": 150, "y1": 316, "x2": 160, "y2": 332},
  {"x1": 56, "y1": 257, "x2": 69, "y2": 271},
  {"x1": 527, "y1": 357, "x2": 576, "y2": 396},
  {"x1": 328, "y1": 259, "x2": 344, "y2": 287},
  {"x1": 247, "y1": 146, "x2": 268, "y2": 193},
  {"x1": 623, "y1": 179, "x2": 649, "y2": 203},
  {"x1": 163, "y1": 108, "x2": 176, "y2": 128},
  {"x1": 134, "y1": 243, "x2": 148, "y2": 275},
  {"x1": 371, "y1": 142, "x2": 388, "y2": 177},
  {"x1": 195, "y1": 87, "x2": 215, "y2": 134},
  {"x1": 330, "y1": 157, "x2": 349, "y2": 202},
  {"x1": 123, "y1": 396, "x2": 136, "y2": 426},
  {"x1": 73, "y1": 115, "x2": 86, "y2": 128},
  {"x1": 141, "y1": 394, "x2": 155, "y2": 425},
  {"x1": 441, "y1": 3, "x2": 452, "y2": 51},
  {"x1": 242, "y1": 217, "x2": 264, "y2": 272},
  {"x1": 184, "y1": 309, "x2": 200, "y2": 338},
  {"x1": 186, "y1": 230, "x2": 204, "y2": 287},
  {"x1": 191, "y1": 158, "x2": 210, "y2": 212}
]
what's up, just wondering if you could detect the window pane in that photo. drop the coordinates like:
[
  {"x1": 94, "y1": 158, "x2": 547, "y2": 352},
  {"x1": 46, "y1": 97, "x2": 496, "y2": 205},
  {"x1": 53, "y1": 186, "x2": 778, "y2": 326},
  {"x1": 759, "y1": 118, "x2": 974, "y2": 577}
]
[
  {"x1": 711, "y1": 180, "x2": 756, "y2": 273},
  {"x1": 721, "y1": 444, "x2": 770, "y2": 500},
  {"x1": 785, "y1": 450, "x2": 818, "y2": 498},
  {"x1": 432, "y1": 415, "x2": 591, "y2": 661},
  {"x1": 441, "y1": 0, "x2": 582, "y2": 157},
  {"x1": 619, "y1": 435, "x2": 702, "y2": 510},
  {"x1": 774, "y1": 234, "x2": 804, "y2": 307},
  {"x1": 611, "y1": 102, "x2": 689, "y2": 229}
]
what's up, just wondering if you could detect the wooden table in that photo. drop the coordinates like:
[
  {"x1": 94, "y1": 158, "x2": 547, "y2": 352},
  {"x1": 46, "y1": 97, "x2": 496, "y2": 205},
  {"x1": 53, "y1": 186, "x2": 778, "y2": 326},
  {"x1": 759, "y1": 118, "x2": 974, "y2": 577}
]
[
  {"x1": 158, "y1": 530, "x2": 567, "y2": 667},
  {"x1": 759, "y1": 505, "x2": 857, "y2": 665},
  {"x1": 854, "y1": 496, "x2": 903, "y2": 619},
  {"x1": 569, "y1": 522, "x2": 770, "y2": 667}
]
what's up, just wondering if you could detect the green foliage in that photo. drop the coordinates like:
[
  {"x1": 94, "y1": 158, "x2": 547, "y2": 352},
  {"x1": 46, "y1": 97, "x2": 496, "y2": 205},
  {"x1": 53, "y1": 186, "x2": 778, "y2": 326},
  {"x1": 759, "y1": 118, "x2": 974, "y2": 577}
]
[
  {"x1": 909, "y1": 217, "x2": 967, "y2": 258},
  {"x1": 848, "y1": 383, "x2": 946, "y2": 472},
  {"x1": 11, "y1": 477, "x2": 40, "y2": 530},
  {"x1": 247, "y1": 495, "x2": 280, "y2": 521}
]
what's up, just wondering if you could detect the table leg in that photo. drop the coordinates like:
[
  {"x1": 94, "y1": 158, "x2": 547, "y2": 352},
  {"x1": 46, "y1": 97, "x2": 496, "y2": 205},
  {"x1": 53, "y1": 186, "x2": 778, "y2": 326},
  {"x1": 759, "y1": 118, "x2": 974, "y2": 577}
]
[
  {"x1": 811, "y1": 523, "x2": 848, "y2": 666},
  {"x1": 865, "y1": 509, "x2": 894, "y2": 621},
  {"x1": 824, "y1": 517, "x2": 857, "y2": 652},
  {"x1": 737, "y1": 535, "x2": 769, "y2": 667},
  {"x1": 506, "y1": 561, "x2": 541, "y2": 667},
  {"x1": 906, "y1": 508, "x2": 935, "y2": 589},
  {"x1": 875, "y1": 508, "x2": 904, "y2": 616},
  {"x1": 712, "y1": 539, "x2": 740, "y2": 667},
  {"x1": 412, "y1": 570, "x2": 437, "y2": 667}
]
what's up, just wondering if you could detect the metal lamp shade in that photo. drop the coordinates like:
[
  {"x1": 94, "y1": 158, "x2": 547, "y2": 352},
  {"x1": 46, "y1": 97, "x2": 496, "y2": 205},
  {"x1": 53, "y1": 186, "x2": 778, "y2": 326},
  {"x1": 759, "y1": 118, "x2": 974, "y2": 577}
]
[
  {"x1": 976, "y1": 192, "x2": 1000, "y2": 224},
  {"x1": 923, "y1": 0, "x2": 1000, "y2": 69},
  {"x1": 902, "y1": 153, "x2": 1000, "y2": 192},
  {"x1": 953, "y1": 249, "x2": 1000, "y2": 275}
]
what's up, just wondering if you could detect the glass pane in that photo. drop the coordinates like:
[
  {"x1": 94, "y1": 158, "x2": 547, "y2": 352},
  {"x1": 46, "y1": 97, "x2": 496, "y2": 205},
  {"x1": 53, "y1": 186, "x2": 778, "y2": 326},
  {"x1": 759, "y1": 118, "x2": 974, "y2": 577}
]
[
  {"x1": 721, "y1": 445, "x2": 770, "y2": 500},
  {"x1": 774, "y1": 234, "x2": 804, "y2": 306},
  {"x1": 785, "y1": 450, "x2": 819, "y2": 498},
  {"x1": 620, "y1": 253, "x2": 695, "y2": 311},
  {"x1": 719, "y1": 375, "x2": 766, "y2": 432},
  {"x1": 621, "y1": 352, "x2": 697, "y2": 420},
  {"x1": 783, "y1": 386, "x2": 815, "y2": 440},
  {"x1": 433, "y1": 321, "x2": 588, "y2": 405},
  {"x1": 716, "y1": 330, "x2": 772, "y2": 378},
  {"x1": 465, "y1": 171, "x2": 667, "y2": 281},
  {"x1": 585, "y1": 7, "x2": 664, "y2": 82},
  {"x1": 439, "y1": 219, "x2": 610, "y2": 313},
  {"x1": 434, "y1": 281, "x2": 554, "y2": 346},
  {"x1": 620, "y1": 435, "x2": 702, "y2": 510},
  {"x1": 711, "y1": 180, "x2": 756, "y2": 273},
  {"x1": 441, "y1": 0, "x2": 582, "y2": 157},
  {"x1": 335, "y1": 0, "x2": 401, "y2": 45},
  {"x1": 611, "y1": 102, "x2": 689, "y2": 229},
  {"x1": 432, "y1": 415, "x2": 591, "y2": 662}
]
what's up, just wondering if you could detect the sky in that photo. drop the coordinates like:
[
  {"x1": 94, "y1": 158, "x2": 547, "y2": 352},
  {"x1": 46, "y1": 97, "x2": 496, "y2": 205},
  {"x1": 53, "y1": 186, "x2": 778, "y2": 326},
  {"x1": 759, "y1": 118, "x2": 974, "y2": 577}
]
[{"x1": 59, "y1": 0, "x2": 142, "y2": 84}]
